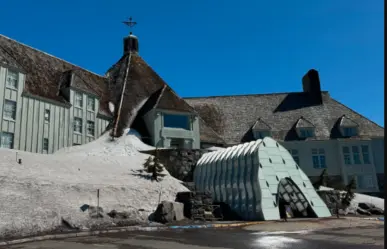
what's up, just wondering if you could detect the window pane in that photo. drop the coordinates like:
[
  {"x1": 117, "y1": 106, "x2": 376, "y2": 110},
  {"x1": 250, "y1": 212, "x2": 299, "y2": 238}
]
[
  {"x1": 344, "y1": 127, "x2": 357, "y2": 137},
  {"x1": 312, "y1": 148, "x2": 318, "y2": 154},
  {"x1": 312, "y1": 155, "x2": 320, "y2": 168},
  {"x1": 361, "y1": 145, "x2": 369, "y2": 153},
  {"x1": 353, "y1": 154, "x2": 361, "y2": 164},
  {"x1": 44, "y1": 109, "x2": 50, "y2": 122},
  {"x1": 319, "y1": 155, "x2": 326, "y2": 168},
  {"x1": 75, "y1": 93, "x2": 83, "y2": 107},
  {"x1": 318, "y1": 148, "x2": 325, "y2": 154},
  {"x1": 352, "y1": 146, "x2": 359, "y2": 153},
  {"x1": 6, "y1": 70, "x2": 18, "y2": 88},
  {"x1": 342, "y1": 146, "x2": 349, "y2": 154},
  {"x1": 4, "y1": 100, "x2": 16, "y2": 119},
  {"x1": 43, "y1": 138, "x2": 49, "y2": 152},
  {"x1": 344, "y1": 154, "x2": 352, "y2": 165},
  {"x1": 0, "y1": 133, "x2": 14, "y2": 149},
  {"x1": 164, "y1": 114, "x2": 190, "y2": 130},
  {"x1": 87, "y1": 121, "x2": 95, "y2": 136},
  {"x1": 74, "y1": 118, "x2": 82, "y2": 133},
  {"x1": 87, "y1": 97, "x2": 95, "y2": 111}
]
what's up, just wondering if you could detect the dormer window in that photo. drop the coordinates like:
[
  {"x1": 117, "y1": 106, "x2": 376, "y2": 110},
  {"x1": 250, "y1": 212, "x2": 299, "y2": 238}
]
[
  {"x1": 252, "y1": 117, "x2": 272, "y2": 140},
  {"x1": 295, "y1": 116, "x2": 315, "y2": 139},
  {"x1": 299, "y1": 128, "x2": 315, "y2": 138},
  {"x1": 338, "y1": 115, "x2": 359, "y2": 137}
]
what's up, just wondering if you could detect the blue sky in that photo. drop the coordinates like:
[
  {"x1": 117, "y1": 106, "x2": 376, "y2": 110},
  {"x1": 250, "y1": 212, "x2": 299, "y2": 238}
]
[{"x1": 0, "y1": 0, "x2": 384, "y2": 126}]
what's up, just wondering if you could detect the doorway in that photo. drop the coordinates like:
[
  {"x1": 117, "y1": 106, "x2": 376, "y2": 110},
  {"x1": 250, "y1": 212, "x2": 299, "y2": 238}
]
[{"x1": 277, "y1": 177, "x2": 317, "y2": 219}]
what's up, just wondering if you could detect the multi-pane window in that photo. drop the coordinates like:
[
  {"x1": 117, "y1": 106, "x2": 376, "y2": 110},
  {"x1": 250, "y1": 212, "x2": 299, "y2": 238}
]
[
  {"x1": 6, "y1": 70, "x2": 18, "y2": 89},
  {"x1": 44, "y1": 109, "x2": 50, "y2": 122},
  {"x1": 87, "y1": 121, "x2": 95, "y2": 136},
  {"x1": 3, "y1": 100, "x2": 16, "y2": 120},
  {"x1": 0, "y1": 132, "x2": 14, "y2": 149},
  {"x1": 343, "y1": 127, "x2": 357, "y2": 137},
  {"x1": 288, "y1": 149, "x2": 300, "y2": 165},
  {"x1": 361, "y1": 145, "x2": 371, "y2": 164},
  {"x1": 75, "y1": 92, "x2": 83, "y2": 107},
  {"x1": 342, "y1": 146, "x2": 352, "y2": 165},
  {"x1": 299, "y1": 128, "x2": 314, "y2": 138},
  {"x1": 312, "y1": 148, "x2": 326, "y2": 169},
  {"x1": 352, "y1": 146, "x2": 361, "y2": 164},
  {"x1": 87, "y1": 96, "x2": 95, "y2": 111},
  {"x1": 74, "y1": 118, "x2": 82, "y2": 133},
  {"x1": 43, "y1": 138, "x2": 49, "y2": 152}
]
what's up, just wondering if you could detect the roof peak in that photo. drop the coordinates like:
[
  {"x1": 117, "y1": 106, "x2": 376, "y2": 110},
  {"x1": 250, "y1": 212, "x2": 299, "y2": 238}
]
[{"x1": 0, "y1": 34, "x2": 104, "y2": 78}]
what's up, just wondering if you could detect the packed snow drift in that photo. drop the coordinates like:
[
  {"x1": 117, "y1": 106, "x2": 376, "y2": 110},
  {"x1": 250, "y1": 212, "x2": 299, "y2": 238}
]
[{"x1": 0, "y1": 129, "x2": 187, "y2": 239}]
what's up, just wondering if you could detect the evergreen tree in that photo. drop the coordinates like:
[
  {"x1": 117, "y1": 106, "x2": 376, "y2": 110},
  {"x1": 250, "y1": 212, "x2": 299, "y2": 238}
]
[
  {"x1": 143, "y1": 153, "x2": 165, "y2": 182},
  {"x1": 313, "y1": 169, "x2": 328, "y2": 189},
  {"x1": 341, "y1": 176, "x2": 357, "y2": 207}
]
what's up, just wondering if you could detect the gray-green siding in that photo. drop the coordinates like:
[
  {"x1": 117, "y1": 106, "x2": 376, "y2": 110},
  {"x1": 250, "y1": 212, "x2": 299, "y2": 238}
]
[{"x1": 0, "y1": 66, "x2": 110, "y2": 154}]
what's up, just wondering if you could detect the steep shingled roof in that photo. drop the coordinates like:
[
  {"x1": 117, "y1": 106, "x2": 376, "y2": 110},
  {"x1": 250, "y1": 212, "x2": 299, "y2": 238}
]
[
  {"x1": 184, "y1": 92, "x2": 384, "y2": 144},
  {"x1": 0, "y1": 34, "x2": 224, "y2": 144}
]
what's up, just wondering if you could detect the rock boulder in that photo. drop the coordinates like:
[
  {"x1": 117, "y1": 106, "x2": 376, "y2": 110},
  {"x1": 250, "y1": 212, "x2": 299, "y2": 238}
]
[{"x1": 152, "y1": 201, "x2": 185, "y2": 224}]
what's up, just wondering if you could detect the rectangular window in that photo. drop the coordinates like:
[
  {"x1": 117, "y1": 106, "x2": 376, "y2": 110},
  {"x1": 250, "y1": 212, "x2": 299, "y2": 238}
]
[
  {"x1": 361, "y1": 145, "x2": 371, "y2": 164},
  {"x1": 0, "y1": 132, "x2": 14, "y2": 149},
  {"x1": 312, "y1": 148, "x2": 326, "y2": 169},
  {"x1": 75, "y1": 92, "x2": 83, "y2": 107},
  {"x1": 289, "y1": 149, "x2": 300, "y2": 165},
  {"x1": 3, "y1": 100, "x2": 16, "y2": 120},
  {"x1": 87, "y1": 96, "x2": 95, "y2": 111},
  {"x1": 44, "y1": 109, "x2": 50, "y2": 122},
  {"x1": 163, "y1": 114, "x2": 190, "y2": 130},
  {"x1": 343, "y1": 127, "x2": 357, "y2": 137},
  {"x1": 43, "y1": 138, "x2": 49, "y2": 152},
  {"x1": 73, "y1": 118, "x2": 82, "y2": 133},
  {"x1": 256, "y1": 130, "x2": 271, "y2": 139},
  {"x1": 352, "y1": 146, "x2": 361, "y2": 164},
  {"x1": 300, "y1": 128, "x2": 314, "y2": 138},
  {"x1": 342, "y1": 146, "x2": 352, "y2": 165},
  {"x1": 6, "y1": 70, "x2": 18, "y2": 89},
  {"x1": 86, "y1": 121, "x2": 95, "y2": 136}
]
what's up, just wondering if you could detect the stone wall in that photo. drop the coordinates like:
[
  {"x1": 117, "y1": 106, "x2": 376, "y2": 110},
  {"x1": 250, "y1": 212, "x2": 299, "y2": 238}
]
[{"x1": 141, "y1": 149, "x2": 208, "y2": 182}]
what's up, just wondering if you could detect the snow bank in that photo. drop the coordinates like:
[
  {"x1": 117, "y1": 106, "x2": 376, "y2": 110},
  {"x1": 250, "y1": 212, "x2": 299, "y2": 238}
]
[
  {"x1": 0, "y1": 129, "x2": 187, "y2": 239},
  {"x1": 318, "y1": 186, "x2": 384, "y2": 210}
]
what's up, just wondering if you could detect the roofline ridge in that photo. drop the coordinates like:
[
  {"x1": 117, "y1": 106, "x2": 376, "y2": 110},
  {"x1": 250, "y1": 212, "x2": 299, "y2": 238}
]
[
  {"x1": 154, "y1": 84, "x2": 167, "y2": 108},
  {"x1": 183, "y1": 91, "x2": 330, "y2": 99},
  {"x1": 0, "y1": 34, "x2": 105, "y2": 79}
]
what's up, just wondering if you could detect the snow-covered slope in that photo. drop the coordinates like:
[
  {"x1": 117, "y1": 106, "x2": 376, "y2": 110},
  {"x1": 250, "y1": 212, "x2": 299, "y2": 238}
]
[{"x1": 0, "y1": 129, "x2": 186, "y2": 238}]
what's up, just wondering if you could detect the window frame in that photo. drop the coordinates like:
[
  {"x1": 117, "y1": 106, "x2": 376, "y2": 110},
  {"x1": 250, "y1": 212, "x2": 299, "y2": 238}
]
[
  {"x1": 87, "y1": 96, "x2": 95, "y2": 111},
  {"x1": 43, "y1": 138, "x2": 49, "y2": 152},
  {"x1": 311, "y1": 148, "x2": 326, "y2": 169},
  {"x1": 73, "y1": 118, "x2": 83, "y2": 134},
  {"x1": 342, "y1": 126, "x2": 358, "y2": 137},
  {"x1": 3, "y1": 100, "x2": 17, "y2": 120},
  {"x1": 86, "y1": 120, "x2": 95, "y2": 137},
  {"x1": 361, "y1": 145, "x2": 371, "y2": 164},
  {"x1": 163, "y1": 113, "x2": 191, "y2": 130},
  {"x1": 299, "y1": 128, "x2": 315, "y2": 138},
  {"x1": 44, "y1": 109, "x2": 50, "y2": 122},
  {"x1": 0, "y1": 132, "x2": 14, "y2": 149},
  {"x1": 6, "y1": 70, "x2": 18, "y2": 89},
  {"x1": 74, "y1": 92, "x2": 83, "y2": 108},
  {"x1": 342, "y1": 146, "x2": 352, "y2": 165}
]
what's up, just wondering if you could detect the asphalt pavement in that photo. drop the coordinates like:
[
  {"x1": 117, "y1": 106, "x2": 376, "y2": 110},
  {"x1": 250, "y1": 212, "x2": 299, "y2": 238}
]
[{"x1": 3, "y1": 223, "x2": 384, "y2": 249}]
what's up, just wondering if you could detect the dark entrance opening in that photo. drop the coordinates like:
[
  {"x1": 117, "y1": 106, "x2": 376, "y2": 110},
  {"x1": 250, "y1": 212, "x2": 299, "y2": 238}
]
[{"x1": 276, "y1": 177, "x2": 317, "y2": 219}]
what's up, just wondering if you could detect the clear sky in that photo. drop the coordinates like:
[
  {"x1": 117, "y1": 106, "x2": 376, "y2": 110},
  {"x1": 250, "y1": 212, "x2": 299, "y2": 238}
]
[{"x1": 0, "y1": 0, "x2": 384, "y2": 126}]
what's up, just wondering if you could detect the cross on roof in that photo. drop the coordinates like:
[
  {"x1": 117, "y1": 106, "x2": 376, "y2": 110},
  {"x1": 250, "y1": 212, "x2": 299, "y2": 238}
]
[{"x1": 122, "y1": 17, "x2": 137, "y2": 34}]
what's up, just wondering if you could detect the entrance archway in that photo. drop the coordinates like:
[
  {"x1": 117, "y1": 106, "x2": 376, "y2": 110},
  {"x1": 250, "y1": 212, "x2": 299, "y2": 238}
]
[{"x1": 276, "y1": 177, "x2": 317, "y2": 219}]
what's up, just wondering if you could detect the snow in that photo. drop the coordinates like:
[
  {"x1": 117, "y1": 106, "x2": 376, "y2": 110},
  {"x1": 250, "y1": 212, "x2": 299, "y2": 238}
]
[
  {"x1": 108, "y1": 102, "x2": 115, "y2": 114},
  {"x1": 0, "y1": 129, "x2": 187, "y2": 239},
  {"x1": 318, "y1": 186, "x2": 384, "y2": 210},
  {"x1": 205, "y1": 146, "x2": 225, "y2": 151}
]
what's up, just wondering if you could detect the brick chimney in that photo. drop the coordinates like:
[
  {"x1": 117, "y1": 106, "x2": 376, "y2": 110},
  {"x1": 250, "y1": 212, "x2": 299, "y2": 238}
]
[{"x1": 302, "y1": 69, "x2": 323, "y2": 105}]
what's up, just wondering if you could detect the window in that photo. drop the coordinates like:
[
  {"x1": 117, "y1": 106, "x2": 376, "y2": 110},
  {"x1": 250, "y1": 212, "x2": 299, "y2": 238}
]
[
  {"x1": 289, "y1": 149, "x2": 300, "y2": 165},
  {"x1": 299, "y1": 128, "x2": 314, "y2": 138},
  {"x1": 254, "y1": 130, "x2": 271, "y2": 139},
  {"x1": 163, "y1": 114, "x2": 190, "y2": 130},
  {"x1": 74, "y1": 118, "x2": 82, "y2": 133},
  {"x1": 359, "y1": 175, "x2": 374, "y2": 189},
  {"x1": 342, "y1": 146, "x2": 352, "y2": 165},
  {"x1": 3, "y1": 100, "x2": 16, "y2": 120},
  {"x1": 343, "y1": 127, "x2": 357, "y2": 137},
  {"x1": 6, "y1": 70, "x2": 18, "y2": 89},
  {"x1": 361, "y1": 145, "x2": 371, "y2": 164},
  {"x1": 0, "y1": 132, "x2": 14, "y2": 149},
  {"x1": 312, "y1": 148, "x2": 326, "y2": 169},
  {"x1": 86, "y1": 121, "x2": 95, "y2": 136},
  {"x1": 43, "y1": 138, "x2": 49, "y2": 152},
  {"x1": 44, "y1": 109, "x2": 50, "y2": 122},
  {"x1": 74, "y1": 92, "x2": 83, "y2": 107},
  {"x1": 87, "y1": 96, "x2": 95, "y2": 111},
  {"x1": 352, "y1": 146, "x2": 361, "y2": 164}
]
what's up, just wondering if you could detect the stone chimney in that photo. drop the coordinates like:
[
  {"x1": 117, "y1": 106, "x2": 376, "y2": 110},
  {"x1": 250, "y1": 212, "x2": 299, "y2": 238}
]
[
  {"x1": 302, "y1": 69, "x2": 323, "y2": 105},
  {"x1": 123, "y1": 33, "x2": 139, "y2": 54}
]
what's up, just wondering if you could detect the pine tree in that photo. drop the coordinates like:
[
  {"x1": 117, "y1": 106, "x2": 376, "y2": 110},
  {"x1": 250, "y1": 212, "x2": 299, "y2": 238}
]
[
  {"x1": 143, "y1": 153, "x2": 165, "y2": 182},
  {"x1": 341, "y1": 176, "x2": 357, "y2": 207},
  {"x1": 313, "y1": 169, "x2": 328, "y2": 189}
]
